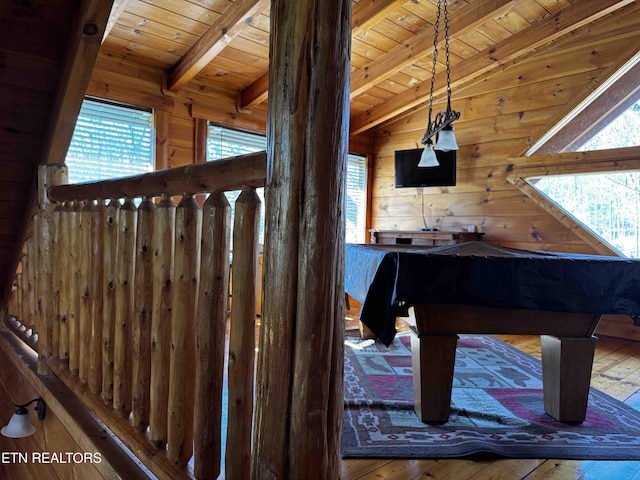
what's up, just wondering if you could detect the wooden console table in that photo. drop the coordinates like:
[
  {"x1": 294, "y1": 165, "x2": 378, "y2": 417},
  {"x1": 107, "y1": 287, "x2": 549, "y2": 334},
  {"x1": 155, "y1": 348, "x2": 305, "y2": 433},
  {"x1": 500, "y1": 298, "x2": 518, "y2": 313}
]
[{"x1": 370, "y1": 229, "x2": 484, "y2": 246}]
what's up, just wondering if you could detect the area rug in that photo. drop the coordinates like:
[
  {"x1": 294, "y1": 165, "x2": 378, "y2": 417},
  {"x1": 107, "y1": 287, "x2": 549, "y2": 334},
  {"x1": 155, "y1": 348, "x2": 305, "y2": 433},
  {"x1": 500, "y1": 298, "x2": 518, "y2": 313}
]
[{"x1": 342, "y1": 333, "x2": 640, "y2": 460}]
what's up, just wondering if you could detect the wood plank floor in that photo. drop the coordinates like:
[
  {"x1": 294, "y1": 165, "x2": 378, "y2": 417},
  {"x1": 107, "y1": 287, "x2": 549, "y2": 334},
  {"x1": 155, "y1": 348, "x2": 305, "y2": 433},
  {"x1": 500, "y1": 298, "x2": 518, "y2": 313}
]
[{"x1": 340, "y1": 327, "x2": 640, "y2": 480}]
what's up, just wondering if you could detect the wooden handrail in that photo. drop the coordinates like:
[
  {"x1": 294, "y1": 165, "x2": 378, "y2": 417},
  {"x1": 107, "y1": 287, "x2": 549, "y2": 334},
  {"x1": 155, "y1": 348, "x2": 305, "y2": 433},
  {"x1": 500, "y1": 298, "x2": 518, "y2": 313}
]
[{"x1": 48, "y1": 151, "x2": 267, "y2": 201}]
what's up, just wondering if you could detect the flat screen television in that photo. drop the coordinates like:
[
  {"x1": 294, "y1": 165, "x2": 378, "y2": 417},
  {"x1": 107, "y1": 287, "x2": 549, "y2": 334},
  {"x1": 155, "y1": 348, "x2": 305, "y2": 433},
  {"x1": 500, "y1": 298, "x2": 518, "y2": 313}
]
[{"x1": 394, "y1": 148, "x2": 456, "y2": 188}]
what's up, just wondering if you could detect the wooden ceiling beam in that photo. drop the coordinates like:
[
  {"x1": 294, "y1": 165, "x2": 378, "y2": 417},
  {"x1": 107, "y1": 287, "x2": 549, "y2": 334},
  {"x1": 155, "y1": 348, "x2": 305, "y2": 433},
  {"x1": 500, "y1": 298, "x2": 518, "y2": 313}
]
[
  {"x1": 350, "y1": 0, "x2": 518, "y2": 99},
  {"x1": 102, "y1": 0, "x2": 128, "y2": 42},
  {"x1": 167, "y1": 0, "x2": 269, "y2": 92},
  {"x1": 238, "y1": 0, "x2": 407, "y2": 110},
  {"x1": 350, "y1": 0, "x2": 635, "y2": 136}
]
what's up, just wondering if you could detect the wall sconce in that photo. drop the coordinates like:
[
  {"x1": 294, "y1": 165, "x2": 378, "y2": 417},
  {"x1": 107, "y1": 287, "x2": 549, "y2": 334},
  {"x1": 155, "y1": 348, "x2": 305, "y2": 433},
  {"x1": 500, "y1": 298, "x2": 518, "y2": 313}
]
[
  {"x1": 1, "y1": 397, "x2": 46, "y2": 438},
  {"x1": 418, "y1": 0, "x2": 461, "y2": 168}
]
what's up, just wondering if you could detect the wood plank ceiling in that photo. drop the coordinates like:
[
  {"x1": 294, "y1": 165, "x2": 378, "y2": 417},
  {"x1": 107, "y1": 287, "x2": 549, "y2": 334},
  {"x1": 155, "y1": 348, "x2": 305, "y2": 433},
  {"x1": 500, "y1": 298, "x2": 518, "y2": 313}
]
[{"x1": 99, "y1": 0, "x2": 635, "y2": 136}]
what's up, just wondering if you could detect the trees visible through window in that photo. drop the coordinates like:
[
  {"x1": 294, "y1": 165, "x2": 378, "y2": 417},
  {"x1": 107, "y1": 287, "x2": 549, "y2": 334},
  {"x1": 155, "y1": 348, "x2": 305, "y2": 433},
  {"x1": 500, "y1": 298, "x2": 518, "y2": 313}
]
[
  {"x1": 65, "y1": 98, "x2": 154, "y2": 184},
  {"x1": 206, "y1": 125, "x2": 368, "y2": 244},
  {"x1": 530, "y1": 100, "x2": 640, "y2": 257}
]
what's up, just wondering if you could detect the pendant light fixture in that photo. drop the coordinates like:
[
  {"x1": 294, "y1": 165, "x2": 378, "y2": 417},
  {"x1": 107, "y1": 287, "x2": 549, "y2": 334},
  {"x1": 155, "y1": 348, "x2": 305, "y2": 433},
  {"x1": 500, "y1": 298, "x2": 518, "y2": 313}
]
[{"x1": 419, "y1": 0, "x2": 460, "y2": 166}]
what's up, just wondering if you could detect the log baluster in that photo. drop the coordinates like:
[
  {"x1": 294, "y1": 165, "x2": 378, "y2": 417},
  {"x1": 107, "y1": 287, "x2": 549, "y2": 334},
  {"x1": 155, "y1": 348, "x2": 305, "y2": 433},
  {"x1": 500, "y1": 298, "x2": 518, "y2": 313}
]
[
  {"x1": 38, "y1": 164, "x2": 68, "y2": 372},
  {"x1": 68, "y1": 201, "x2": 81, "y2": 374},
  {"x1": 167, "y1": 194, "x2": 201, "y2": 467},
  {"x1": 26, "y1": 231, "x2": 36, "y2": 337},
  {"x1": 102, "y1": 198, "x2": 121, "y2": 405},
  {"x1": 58, "y1": 202, "x2": 71, "y2": 362},
  {"x1": 132, "y1": 196, "x2": 154, "y2": 432},
  {"x1": 89, "y1": 199, "x2": 106, "y2": 394},
  {"x1": 227, "y1": 187, "x2": 260, "y2": 479},
  {"x1": 149, "y1": 195, "x2": 175, "y2": 449},
  {"x1": 194, "y1": 192, "x2": 230, "y2": 480},
  {"x1": 78, "y1": 200, "x2": 94, "y2": 383},
  {"x1": 14, "y1": 272, "x2": 22, "y2": 324},
  {"x1": 50, "y1": 202, "x2": 64, "y2": 360},
  {"x1": 114, "y1": 198, "x2": 137, "y2": 417}
]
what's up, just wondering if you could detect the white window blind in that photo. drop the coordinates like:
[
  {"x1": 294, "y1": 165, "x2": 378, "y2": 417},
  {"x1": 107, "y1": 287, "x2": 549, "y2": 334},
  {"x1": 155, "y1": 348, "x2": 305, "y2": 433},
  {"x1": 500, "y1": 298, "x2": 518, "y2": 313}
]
[
  {"x1": 206, "y1": 125, "x2": 368, "y2": 244},
  {"x1": 66, "y1": 99, "x2": 154, "y2": 184}
]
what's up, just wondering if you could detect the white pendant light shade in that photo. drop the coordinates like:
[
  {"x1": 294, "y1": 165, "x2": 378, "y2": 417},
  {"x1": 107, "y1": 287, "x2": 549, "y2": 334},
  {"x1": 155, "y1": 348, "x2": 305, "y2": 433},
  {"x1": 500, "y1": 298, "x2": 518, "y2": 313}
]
[
  {"x1": 1, "y1": 407, "x2": 36, "y2": 438},
  {"x1": 418, "y1": 143, "x2": 439, "y2": 167},
  {"x1": 435, "y1": 127, "x2": 459, "y2": 152}
]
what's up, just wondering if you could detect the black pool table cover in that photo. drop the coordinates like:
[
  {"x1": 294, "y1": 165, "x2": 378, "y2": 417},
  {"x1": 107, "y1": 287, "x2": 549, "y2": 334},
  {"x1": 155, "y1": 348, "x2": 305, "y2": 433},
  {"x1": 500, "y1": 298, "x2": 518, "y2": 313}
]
[{"x1": 345, "y1": 241, "x2": 640, "y2": 346}]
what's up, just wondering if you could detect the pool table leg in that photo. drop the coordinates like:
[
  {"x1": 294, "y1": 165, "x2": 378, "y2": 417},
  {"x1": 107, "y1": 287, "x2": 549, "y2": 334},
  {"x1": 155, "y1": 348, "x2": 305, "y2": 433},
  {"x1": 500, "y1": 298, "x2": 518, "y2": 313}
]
[
  {"x1": 540, "y1": 335, "x2": 597, "y2": 423},
  {"x1": 410, "y1": 332, "x2": 458, "y2": 423}
]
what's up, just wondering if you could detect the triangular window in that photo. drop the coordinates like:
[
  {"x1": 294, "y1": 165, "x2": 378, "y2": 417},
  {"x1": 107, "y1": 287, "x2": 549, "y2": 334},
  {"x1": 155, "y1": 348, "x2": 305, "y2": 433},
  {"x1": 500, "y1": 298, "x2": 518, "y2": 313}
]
[{"x1": 524, "y1": 56, "x2": 640, "y2": 257}]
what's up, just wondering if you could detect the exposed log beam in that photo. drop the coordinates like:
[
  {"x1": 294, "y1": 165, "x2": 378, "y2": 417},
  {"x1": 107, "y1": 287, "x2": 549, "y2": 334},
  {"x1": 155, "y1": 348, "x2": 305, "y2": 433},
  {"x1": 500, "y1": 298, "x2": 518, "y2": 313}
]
[
  {"x1": 238, "y1": 0, "x2": 406, "y2": 110},
  {"x1": 167, "y1": 0, "x2": 269, "y2": 92},
  {"x1": 102, "y1": 0, "x2": 129, "y2": 42},
  {"x1": 350, "y1": 0, "x2": 635, "y2": 136},
  {"x1": 350, "y1": 0, "x2": 518, "y2": 99},
  {"x1": 535, "y1": 59, "x2": 640, "y2": 154}
]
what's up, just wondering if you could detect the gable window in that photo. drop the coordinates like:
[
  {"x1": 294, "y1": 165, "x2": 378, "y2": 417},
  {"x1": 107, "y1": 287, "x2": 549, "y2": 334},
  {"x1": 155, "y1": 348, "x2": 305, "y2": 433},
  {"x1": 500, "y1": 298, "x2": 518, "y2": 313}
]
[
  {"x1": 207, "y1": 125, "x2": 368, "y2": 244},
  {"x1": 528, "y1": 100, "x2": 640, "y2": 258},
  {"x1": 65, "y1": 98, "x2": 154, "y2": 184}
]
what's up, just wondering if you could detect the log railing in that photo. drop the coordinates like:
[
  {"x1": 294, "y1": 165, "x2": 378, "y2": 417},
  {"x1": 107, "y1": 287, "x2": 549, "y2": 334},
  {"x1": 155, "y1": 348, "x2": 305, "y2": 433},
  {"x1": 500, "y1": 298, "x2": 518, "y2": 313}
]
[{"x1": 6, "y1": 151, "x2": 266, "y2": 480}]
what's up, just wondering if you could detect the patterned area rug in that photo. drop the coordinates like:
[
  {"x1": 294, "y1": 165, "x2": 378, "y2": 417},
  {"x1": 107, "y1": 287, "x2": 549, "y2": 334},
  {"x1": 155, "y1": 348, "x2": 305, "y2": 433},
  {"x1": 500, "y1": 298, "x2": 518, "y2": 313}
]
[{"x1": 342, "y1": 333, "x2": 640, "y2": 459}]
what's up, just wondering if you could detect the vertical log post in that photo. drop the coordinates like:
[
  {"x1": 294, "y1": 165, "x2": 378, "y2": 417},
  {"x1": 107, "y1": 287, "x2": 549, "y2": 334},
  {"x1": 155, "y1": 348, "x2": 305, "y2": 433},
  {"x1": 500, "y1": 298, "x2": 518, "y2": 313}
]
[
  {"x1": 226, "y1": 188, "x2": 260, "y2": 479},
  {"x1": 58, "y1": 202, "x2": 71, "y2": 362},
  {"x1": 89, "y1": 199, "x2": 106, "y2": 394},
  {"x1": 132, "y1": 197, "x2": 155, "y2": 432},
  {"x1": 252, "y1": 1, "x2": 351, "y2": 478},
  {"x1": 38, "y1": 163, "x2": 68, "y2": 373},
  {"x1": 167, "y1": 194, "x2": 201, "y2": 467},
  {"x1": 149, "y1": 195, "x2": 175, "y2": 449},
  {"x1": 78, "y1": 200, "x2": 94, "y2": 383},
  {"x1": 193, "y1": 192, "x2": 230, "y2": 480},
  {"x1": 68, "y1": 201, "x2": 81, "y2": 374},
  {"x1": 114, "y1": 198, "x2": 137, "y2": 417},
  {"x1": 102, "y1": 198, "x2": 121, "y2": 405}
]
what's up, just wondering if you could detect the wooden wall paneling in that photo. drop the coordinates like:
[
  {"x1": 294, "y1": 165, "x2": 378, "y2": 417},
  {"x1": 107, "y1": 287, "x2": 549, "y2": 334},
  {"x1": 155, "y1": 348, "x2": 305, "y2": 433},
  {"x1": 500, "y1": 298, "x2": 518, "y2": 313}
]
[
  {"x1": 373, "y1": 190, "x2": 546, "y2": 218},
  {"x1": 370, "y1": 214, "x2": 587, "y2": 246}
]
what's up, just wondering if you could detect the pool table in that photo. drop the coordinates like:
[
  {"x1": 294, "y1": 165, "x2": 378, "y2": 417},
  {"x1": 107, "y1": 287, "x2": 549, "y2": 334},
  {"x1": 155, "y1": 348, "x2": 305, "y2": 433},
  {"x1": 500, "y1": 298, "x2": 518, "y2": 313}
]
[{"x1": 345, "y1": 242, "x2": 640, "y2": 423}]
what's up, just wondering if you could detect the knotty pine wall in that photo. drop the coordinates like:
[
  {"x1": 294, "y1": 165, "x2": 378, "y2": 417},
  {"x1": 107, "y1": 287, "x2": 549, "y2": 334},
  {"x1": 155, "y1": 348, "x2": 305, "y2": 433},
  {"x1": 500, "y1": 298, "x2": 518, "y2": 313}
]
[{"x1": 371, "y1": 2, "x2": 640, "y2": 255}]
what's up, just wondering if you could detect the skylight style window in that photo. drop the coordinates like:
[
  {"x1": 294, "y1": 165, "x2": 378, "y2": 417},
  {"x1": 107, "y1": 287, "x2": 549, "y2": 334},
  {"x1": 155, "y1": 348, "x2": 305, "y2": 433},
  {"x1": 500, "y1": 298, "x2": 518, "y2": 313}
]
[
  {"x1": 207, "y1": 125, "x2": 368, "y2": 244},
  {"x1": 65, "y1": 98, "x2": 154, "y2": 184}
]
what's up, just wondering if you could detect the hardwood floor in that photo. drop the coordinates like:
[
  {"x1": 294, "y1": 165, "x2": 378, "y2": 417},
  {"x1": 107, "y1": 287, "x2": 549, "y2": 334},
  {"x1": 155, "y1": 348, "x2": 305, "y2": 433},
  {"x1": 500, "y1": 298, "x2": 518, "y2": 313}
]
[{"x1": 340, "y1": 323, "x2": 640, "y2": 480}]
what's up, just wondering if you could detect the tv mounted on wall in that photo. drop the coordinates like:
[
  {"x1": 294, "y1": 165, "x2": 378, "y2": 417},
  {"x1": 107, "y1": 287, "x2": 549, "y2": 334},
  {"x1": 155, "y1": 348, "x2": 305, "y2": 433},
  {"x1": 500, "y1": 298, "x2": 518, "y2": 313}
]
[{"x1": 394, "y1": 148, "x2": 456, "y2": 188}]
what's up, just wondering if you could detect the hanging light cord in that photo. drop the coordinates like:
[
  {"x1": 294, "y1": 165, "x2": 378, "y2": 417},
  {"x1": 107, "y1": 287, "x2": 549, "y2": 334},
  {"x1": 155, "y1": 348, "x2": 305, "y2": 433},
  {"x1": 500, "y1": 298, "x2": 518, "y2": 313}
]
[
  {"x1": 424, "y1": 0, "x2": 442, "y2": 145},
  {"x1": 444, "y1": 0, "x2": 452, "y2": 111}
]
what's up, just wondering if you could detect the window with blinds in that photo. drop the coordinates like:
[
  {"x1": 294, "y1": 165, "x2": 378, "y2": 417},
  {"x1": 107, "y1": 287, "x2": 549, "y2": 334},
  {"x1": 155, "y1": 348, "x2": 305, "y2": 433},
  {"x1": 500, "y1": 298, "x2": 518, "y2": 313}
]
[
  {"x1": 65, "y1": 98, "x2": 154, "y2": 184},
  {"x1": 206, "y1": 125, "x2": 368, "y2": 243}
]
